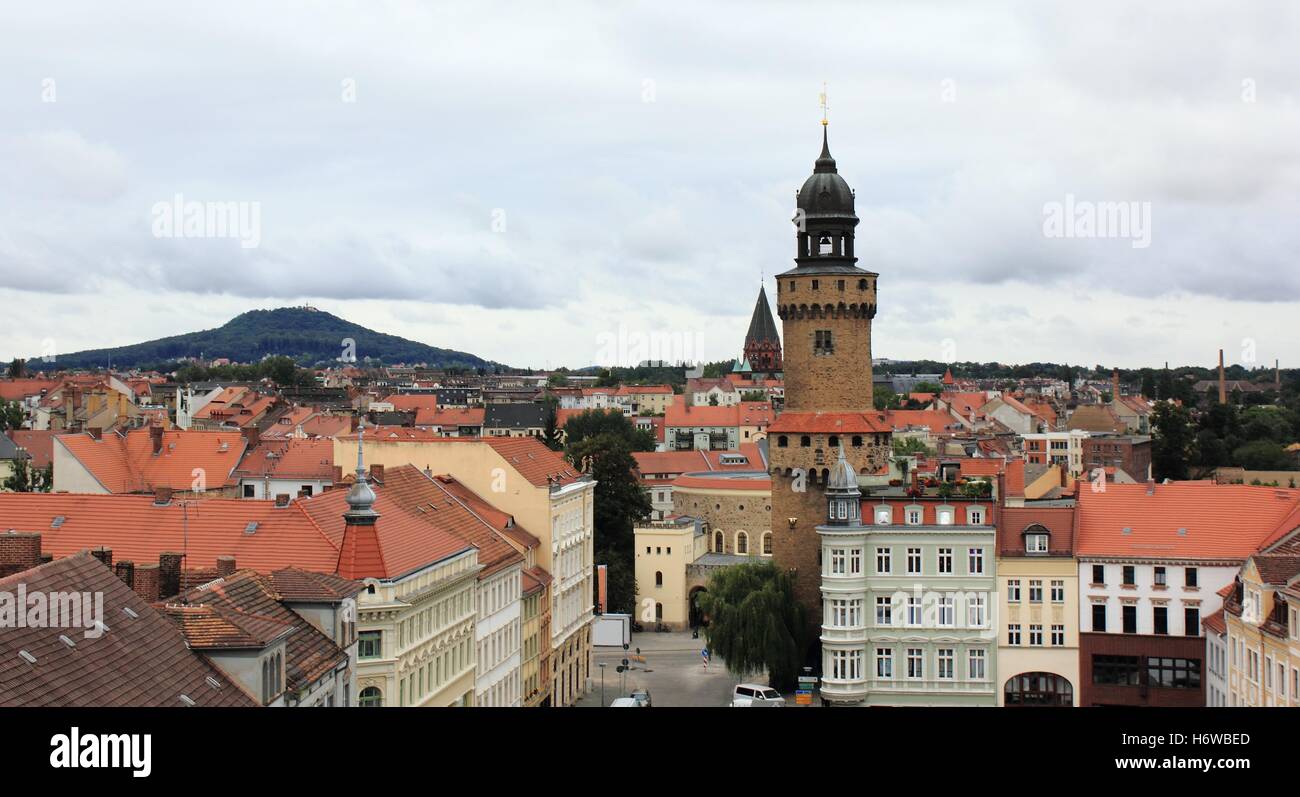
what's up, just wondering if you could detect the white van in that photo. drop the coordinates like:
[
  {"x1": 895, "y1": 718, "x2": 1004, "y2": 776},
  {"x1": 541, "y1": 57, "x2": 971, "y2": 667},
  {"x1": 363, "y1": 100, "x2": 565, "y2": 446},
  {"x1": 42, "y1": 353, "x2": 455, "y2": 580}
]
[
  {"x1": 730, "y1": 683, "x2": 786, "y2": 707},
  {"x1": 609, "y1": 697, "x2": 642, "y2": 707}
]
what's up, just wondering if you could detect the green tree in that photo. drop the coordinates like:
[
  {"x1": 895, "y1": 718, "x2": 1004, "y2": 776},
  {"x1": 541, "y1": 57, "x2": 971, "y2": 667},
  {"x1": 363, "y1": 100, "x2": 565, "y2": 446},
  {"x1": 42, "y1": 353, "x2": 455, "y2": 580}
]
[
  {"x1": 7, "y1": 358, "x2": 26, "y2": 378},
  {"x1": 1232, "y1": 440, "x2": 1293, "y2": 471},
  {"x1": 540, "y1": 396, "x2": 563, "y2": 451},
  {"x1": 0, "y1": 400, "x2": 25, "y2": 431},
  {"x1": 3, "y1": 459, "x2": 52, "y2": 492},
  {"x1": 698, "y1": 561, "x2": 807, "y2": 691},
  {"x1": 562, "y1": 410, "x2": 653, "y2": 452},
  {"x1": 873, "y1": 385, "x2": 900, "y2": 411},
  {"x1": 1151, "y1": 402, "x2": 1196, "y2": 480},
  {"x1": 892, "y1": 436, "x2": 931, "y2": 456},
  {"x1": 913, "y1": 381, "x2": 943, "y2": 395},
  {"x1": 566, "y1": 434, "x2": 651, "y2": 613}
]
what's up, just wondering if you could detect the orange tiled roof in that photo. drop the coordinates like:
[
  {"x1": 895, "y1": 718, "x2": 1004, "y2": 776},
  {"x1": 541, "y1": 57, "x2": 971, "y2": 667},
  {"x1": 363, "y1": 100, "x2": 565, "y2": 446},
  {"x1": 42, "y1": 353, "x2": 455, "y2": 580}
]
[
  {"x1": 6, "y1": 430, "x2": 56, "y2": 469},
  {"x1": 884, "y1": 409, "x2": 965, "y2": 435},
  {"x1": 1075, "y1": 482, "x2": 1300, "y2": 560},
  {"x1": 234, "y1": 438, "x2": 334, "y2": 480},
  {"x1": 673, "y1": 473, "x2": 771, "y2": 491},
  {"x1": 1202, "y1": 608, "x2": 1227, "y2": 635},
  {"x1": 665, "y1": 402, "x2": 740, "y2": 428},
  {"x1": 633, "y1": 443, "x2": 766, "y2": 478},
  {"x1": 57, "y1": 428, "x2": 247, "y2": 493},
  {"x1": 0, "y1": 378, "x2": 61, "y2": 402},
  {"x1": 484, "y1": 437, "x2": 582, "y2": 487},
  {"x1": 768, "y1": 411, "x2": 891, "y2": 434},
  {"x1": 413, "y1": 406, "x2": 485, "y2": 428}
]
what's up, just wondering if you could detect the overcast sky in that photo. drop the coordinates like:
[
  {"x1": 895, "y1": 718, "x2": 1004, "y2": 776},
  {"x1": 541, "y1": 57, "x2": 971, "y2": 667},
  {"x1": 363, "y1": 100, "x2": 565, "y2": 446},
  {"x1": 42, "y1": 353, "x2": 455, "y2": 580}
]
[{"x1": 2, "y1": 1, "x2": 1298, "y2": 372}]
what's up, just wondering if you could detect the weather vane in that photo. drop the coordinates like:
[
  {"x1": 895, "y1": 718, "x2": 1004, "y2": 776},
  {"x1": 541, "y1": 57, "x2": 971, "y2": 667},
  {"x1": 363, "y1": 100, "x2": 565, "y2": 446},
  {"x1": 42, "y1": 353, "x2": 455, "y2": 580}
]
[{"x1": 819, "y1": 81, "x2": 829, "y2": 126}]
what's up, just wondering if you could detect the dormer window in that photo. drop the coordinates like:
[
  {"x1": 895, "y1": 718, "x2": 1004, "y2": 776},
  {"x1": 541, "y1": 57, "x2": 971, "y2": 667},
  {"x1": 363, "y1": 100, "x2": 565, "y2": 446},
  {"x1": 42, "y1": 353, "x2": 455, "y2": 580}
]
[
  {"x1": 875, "y1": 506, "x2": 892, "y2": 525},
  {"x1": 1026, "y1": 534, "x2": 1048, "y2": 554}
]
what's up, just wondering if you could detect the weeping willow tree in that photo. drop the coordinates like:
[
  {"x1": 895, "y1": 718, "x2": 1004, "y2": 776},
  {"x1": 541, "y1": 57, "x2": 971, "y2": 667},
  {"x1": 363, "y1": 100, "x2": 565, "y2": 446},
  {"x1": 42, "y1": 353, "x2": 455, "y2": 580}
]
[{"x1": 697, "y1": 561, "x2": 806, "y2": 691}]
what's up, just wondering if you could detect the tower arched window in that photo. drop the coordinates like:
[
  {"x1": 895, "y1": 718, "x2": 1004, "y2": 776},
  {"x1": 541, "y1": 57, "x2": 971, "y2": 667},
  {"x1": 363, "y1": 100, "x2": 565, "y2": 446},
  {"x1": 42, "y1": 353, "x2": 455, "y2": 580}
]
[
  {"x1": 736, "y1": 532, "x2": 749, "y2": 555},
  {"x1": 655, "y1": 571, "x2": 663, "y2": 587},
  {"x1": 818, "y1": 233, "x2": 833, "y2": 255},
  {"x1": 829, "y1": 435, "x2": 839, "y2": 448},
  {"x1": 714, "y1": 531, "x2": 724, "y2": 552},
  {"x1": 800, "y1": 435, "x2": 811, "y2": 448},
  {"x1": 859, "y1": 278, "x2": 868, "y2": 290},
  {"x1": 762, "y1": 532, "x2": 772, "y2": 556}
]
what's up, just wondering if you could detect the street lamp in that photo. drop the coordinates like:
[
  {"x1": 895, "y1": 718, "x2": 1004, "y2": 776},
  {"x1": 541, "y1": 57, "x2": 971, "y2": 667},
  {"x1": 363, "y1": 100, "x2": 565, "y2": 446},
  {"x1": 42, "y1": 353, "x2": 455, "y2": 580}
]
[{"x1": 598, "y1": 662, "x2": 607, "y2": 706}]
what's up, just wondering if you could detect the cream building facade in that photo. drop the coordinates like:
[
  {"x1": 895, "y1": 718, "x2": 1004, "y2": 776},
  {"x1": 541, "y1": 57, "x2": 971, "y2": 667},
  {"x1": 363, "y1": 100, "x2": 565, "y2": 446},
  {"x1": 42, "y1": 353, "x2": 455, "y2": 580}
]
[{"x1": 334, "y1": 434, "x2": 596, "y2": 706}]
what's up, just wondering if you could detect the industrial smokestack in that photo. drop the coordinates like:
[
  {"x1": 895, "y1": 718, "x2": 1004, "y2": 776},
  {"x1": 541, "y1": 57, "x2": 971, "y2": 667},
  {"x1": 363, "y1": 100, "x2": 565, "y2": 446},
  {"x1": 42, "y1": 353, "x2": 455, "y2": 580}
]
[{"x1": 1218, "y1": 349, "x2": 1227, "y2": 405}]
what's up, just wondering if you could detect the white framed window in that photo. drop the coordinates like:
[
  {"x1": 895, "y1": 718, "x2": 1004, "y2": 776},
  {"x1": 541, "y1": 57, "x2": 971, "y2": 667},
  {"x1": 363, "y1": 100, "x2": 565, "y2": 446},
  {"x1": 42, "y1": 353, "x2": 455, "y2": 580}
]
[
  {"x1": 875, "y1": 596, "x2": 893, "y2": 626},
  {"x1": 830, "y1": 649, "x2": 862, "y2": 681},
  {"x1": 938, "y1": 595, "x2": 955, "y2": 627},
  {"x1": 906, "y1": 648, "x2": 924, "y2": 679},
  {"x1": 937, "y1": 648, "x2": 954, "y2": 679},
  {"x1": 968, "y1": 594, "x2": 987, "y2": 628},
  {"x1": 1026, "y1": 534, "x2": 1048, "y2": 553},
  {"x1": 876, "y1": 648, "x2": 893, "y2": 679},
  {"x1": 1028, "y1": 580, "x2": 1043, "y2": 603},
  {"x1": 876, "y1": 547, "x2": 892, "y2": 574},
  {"x1": 1051, "y1": 580, "x2": 1065, "y2": 603},
  {"x1": 830, "y1": 548, "x2": 847, "y2": 575},
  {"x1": 1029, "y1": 624, "x2": 1043, "y2": 646},
  {"x1": 968, "y1": 547, "x2": 985, "y2": 574},
  {"x1": 1007, "y1": 579, "x2": 1021, "y2": 602},
  {"x1": 906, "y1": 507, "x2": 922, "y2": 525},
  {"x1": 874, "y1": 506, "x2": 892, "y2": 525},
  {"x1": 1051, "y1": 624, "x2": 1065, "y2": 646},
  {"x1": 937, "y1": 548, "x2": 953, "y2": 574},
  {"x1": 907, "y1": 547, "x2": 922, "y2": 574},
  {"x1": 1008, "y1": 624, "x2": 1021, "y2": 645},
  {"x1": 968, "y1": 649, "x2": 986, "y2": 680},
  {"x1": 906, "y1": 596, "x2": 922, "y2": 626},
  {"x1": 937, "y1": 508, "x2": 953, "y2": 525},
  {"x1": 968, "y1": 506, "x2": 985, "y2": 525},
  {"x1": 849, "y1": 548, "x2": 862, "y2": 575}
]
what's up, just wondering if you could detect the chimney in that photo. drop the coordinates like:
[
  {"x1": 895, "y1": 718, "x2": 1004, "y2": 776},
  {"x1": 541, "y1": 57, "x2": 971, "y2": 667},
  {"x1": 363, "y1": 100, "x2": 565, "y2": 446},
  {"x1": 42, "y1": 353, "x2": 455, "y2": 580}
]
[
  {"x1": 1112, "y1": 369, "x2": 1120, "y2": 402},
  {"x1": 151, "y1": 424, "x2": 164, "y2": 455},
  {"x1": 1146, "y1": 477, "x2": 1156, "y2": 496},
  {"x1": 153, "y1": 486, "x2": 173, "y2": 506},
  {"x1": 133, "y1": 563, "x2": 160, "y2": 602},
  {"x1": 90, "y1": 546, "x2": 113, "y2": 568},
  {"x1": 159, "y1": 552, "x2": 183, "y2": 600},
  {"x1": 216, "y1": 555, "x2": 237, "y2": 577},
  {"x1": 88, "y1": 427, "x2": 103, "y2": 441},
  {"x1": 1218, "y1": 349, "x2": 1227, "y2": 405},
  {"x1": 275, "y1": 493, "x2": 291, "y2": 507},
  {"x1": 370, "y1": 463, "x2": 384, "y2": 483},
  {"x1": 241, "y1": 426, "x2": 260, "y2": 449},
  {"x1": 332, "y1": 465, "x2": 344, "y2": 485},
  {"x1": 0, "y1": 531, "x2": 42, "y2": 577},
  {"x1": 114, "y1": 560, "x2": 135, "y2": 588}
]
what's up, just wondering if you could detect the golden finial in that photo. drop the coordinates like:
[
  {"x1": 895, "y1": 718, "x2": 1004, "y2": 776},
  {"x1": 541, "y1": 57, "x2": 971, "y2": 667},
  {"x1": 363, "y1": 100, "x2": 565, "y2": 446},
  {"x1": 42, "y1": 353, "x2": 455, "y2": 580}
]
[{"x1": 819, "y1": 82, "x2": 829, "y2": 126}]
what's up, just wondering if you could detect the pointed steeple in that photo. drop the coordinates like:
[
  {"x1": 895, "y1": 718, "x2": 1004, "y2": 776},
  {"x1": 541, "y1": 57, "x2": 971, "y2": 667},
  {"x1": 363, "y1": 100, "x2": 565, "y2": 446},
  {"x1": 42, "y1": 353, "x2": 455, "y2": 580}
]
[
  {"x1": 743, "y1": 285, "x2": 782, "y2": 375},
  {"x1": 814, "y1": 124, "x2": 837, "y2": 174},
  {"x1": 345, "y1": 420, "x2": 377, "y2": 518},
  {"x1": 337, "y1": 421, "x2": 384, "y2": 580}
]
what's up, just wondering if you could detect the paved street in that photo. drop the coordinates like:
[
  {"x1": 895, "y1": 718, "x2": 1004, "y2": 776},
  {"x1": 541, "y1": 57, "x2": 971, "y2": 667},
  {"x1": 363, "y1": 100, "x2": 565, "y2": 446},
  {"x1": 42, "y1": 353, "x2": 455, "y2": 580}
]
[{"x1": 576, "y1": 630, "x2": 766, "y2": 707}]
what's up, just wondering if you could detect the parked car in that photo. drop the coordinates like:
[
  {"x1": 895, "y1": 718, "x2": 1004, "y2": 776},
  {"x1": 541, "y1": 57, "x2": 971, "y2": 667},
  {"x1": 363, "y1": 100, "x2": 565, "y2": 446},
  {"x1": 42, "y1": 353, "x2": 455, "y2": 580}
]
[
  {"x1": 730, "y1": 683, "x2": 786, "y2": 707},
  {"x1": 609, "y1": 697, "x2": 643, "y2": 707},
  {"x1": 629, "y1": 689, "x2": 652, "y2": 707}
]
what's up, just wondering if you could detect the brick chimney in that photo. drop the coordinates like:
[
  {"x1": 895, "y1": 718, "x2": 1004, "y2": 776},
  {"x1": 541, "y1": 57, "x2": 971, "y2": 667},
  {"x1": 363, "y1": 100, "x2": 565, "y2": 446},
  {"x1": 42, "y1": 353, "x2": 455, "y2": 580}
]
[
  {"x1": 90, "y1": 546, "x2": 113, "y2": 568},
  {"x1": 133, "y1": 563, "x2": 160, "y2": 602},
  {"x1": 216, "y1": 555, "x2": 236, "y2": 577},
  {"x1": 370, "y1": 463, "x2": 384, "y2": 483},
  {"x1": 159, "y1": 552, "x2": 184, "y2": 600},
  {"x1": 0, "y1": 531, "x2": 42, "y2": 577},
  {"x1": 274, "y1": 493, "x2": 291, "y2": 508},
  {"x1": 241, "y1": 426, "x2": 260, "y2": 449},
  {"x1": 114, "y1": 560, "x2": 135, "y2": 588},
  {"x1": 153, "y1": 486, "x2": 173, "y2": 506},
  {"x1": 1218, "y1": 349, "x2": 1227, "y2": 405},
  {"x1": 150, "y1": 424, "x2": 164, "y2": 455},
  {"x1": 88, "y1": 427, "x2": 103, "y2": 441},
  {"x1": 1112, "y1": 369, "x2": 1120, "y2": 402}
]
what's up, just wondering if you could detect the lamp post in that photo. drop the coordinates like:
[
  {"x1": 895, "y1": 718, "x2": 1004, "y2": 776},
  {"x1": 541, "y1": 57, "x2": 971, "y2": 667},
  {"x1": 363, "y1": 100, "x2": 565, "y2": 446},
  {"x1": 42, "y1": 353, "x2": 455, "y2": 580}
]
[{"x1": 599, "y1": 662, "x2": 607, "y2": 706}]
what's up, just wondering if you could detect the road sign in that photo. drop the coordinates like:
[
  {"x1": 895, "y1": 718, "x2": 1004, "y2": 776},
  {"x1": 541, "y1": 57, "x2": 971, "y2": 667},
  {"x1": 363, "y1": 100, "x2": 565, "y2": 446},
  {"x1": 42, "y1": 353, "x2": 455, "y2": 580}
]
[{"x1": 796, "y1": 691, "x2": 813, "y2": 705}]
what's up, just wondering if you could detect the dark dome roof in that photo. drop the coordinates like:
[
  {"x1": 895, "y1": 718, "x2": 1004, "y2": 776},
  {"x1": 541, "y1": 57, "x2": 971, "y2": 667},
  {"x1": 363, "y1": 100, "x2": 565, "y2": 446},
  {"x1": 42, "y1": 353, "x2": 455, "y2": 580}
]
[{"x1": 797, "y1": 126, "x2": 856, "y2": 218}]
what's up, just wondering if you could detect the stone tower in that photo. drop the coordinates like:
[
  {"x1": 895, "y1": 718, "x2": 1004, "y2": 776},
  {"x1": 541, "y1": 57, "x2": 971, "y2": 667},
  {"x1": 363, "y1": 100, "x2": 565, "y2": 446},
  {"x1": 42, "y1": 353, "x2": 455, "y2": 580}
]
[
  {"x1": 769, "y1": 122, "x2": 892, "y2": 628},
  {"x1": 742, "y1": 285, "x2": 782, "y2": 376}
]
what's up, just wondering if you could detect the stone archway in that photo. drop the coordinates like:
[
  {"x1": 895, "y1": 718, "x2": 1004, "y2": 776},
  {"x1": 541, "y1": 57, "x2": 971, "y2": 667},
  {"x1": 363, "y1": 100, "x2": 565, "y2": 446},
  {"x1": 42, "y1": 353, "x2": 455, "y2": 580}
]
[{"x1": 689, "y1": 586, "x2": 709, "y2": 629}]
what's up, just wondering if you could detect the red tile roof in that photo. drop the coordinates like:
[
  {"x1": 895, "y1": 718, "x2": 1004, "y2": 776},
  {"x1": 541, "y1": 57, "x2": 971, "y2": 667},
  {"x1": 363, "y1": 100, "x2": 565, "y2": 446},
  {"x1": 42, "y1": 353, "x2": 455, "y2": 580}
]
[
  {"x1": 0, "y1": 378, "x2": 61, "y2": 401},
  {"x1": 1202, "y1": 608, "x2": 1227, "y2": 635},
  {"x1": 484, "y1": 437, "x2": 582, "y2": 487},
  {"x1": 768, "y1": 411, "x2": 891, "y2": 434},
  {"x1": 665, "y1": 403, "x2": 741, "y2": 428},
  {"x1": 1075, "y1": 482, "x2": 1300, "y2": 560},
  {"x1": 633, "y1": 442, "x2": 767, "y2": 479},
  {"x1": 998, "y1": 505, "x2": 1075, "y2": 556},
  {"x1": 234, "y1": 439, "x2": 334, "y2": 480},
  {"x1": 0, "y1": 553, "x2": 257, "y2": 707},
  {"x1": 57, "y1": 428, "x2": 247, "y2": 493},
  {"x1": 883, "y1": 409, "x2": 965, "y2": 435},
  {"x1": 414, "y1": 406, "x2": 485, "y2": 428},
  {"x1": 673, "y1": 473, "x2": 771, "y2": 491},
  {"x1": 6, "y1": 429, "x2": 56, "y2": 468}
]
